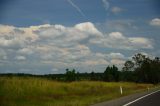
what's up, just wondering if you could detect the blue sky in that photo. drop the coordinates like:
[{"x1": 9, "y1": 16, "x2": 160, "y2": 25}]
[{"x1": 0, "y1": 0, "x2": 160, "y2": 74}]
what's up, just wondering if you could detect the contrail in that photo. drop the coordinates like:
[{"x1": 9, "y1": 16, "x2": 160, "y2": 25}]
[
  {"x1": 67, "y1": 0, "x2": 86, "y2": 17},
  {"x1": 102, "y1": 0, "x2": 109, "y2": 11}
]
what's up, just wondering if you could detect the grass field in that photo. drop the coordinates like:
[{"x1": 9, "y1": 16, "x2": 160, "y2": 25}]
[{"x1": 0, "y1": 77, "x2": 154, "y2": 106}]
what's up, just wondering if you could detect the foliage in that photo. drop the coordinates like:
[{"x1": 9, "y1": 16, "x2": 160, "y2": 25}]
[
  {"x1": 65, "y1": 68, "x2": 77, "y2": 82},
  {"x1": 122, "y1": 53, "x2": 160, "y2": 84},
  {"x1": 104, "y1": 65, "x2": 120, "y2": 82},
  {"x1": 122, "y1": 60, "x2": 134, "y2": 71}
]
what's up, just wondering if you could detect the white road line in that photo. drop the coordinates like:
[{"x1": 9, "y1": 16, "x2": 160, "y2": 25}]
[{"x1": 123, "y1": 89, "x2": 160, "y2": 106}]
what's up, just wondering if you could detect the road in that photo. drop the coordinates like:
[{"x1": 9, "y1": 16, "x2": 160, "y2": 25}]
[
  {"x1": 91, "y1": 89, "x2": 160, "y2": 106},
  {"x1": 123, "y1": 90, "x2": 160, "y2": 106}
]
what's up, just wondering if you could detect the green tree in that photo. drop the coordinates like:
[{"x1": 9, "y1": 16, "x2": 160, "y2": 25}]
[
  {"x1": 126, "y1": 53, "x2": 160, "y2": 84},
  {"x1": 104, "y1": 66, "x2": 113, "y2": 81},
  {"x1": 112, "y1": 65, "x2": 120, "y2": 81},
  {"x1": 104, "y1": 65, "x2": 120, "y2": 82},
  {"x1": 123, "y1": 60, "x2": 134, "y2": 71},
  {"x1": 132, "y1": 53, "x2": 146, "y2": 67},
  {"x1": 90, "y1": 71, "x2": 96, "y2": 81},
  {"x1": 65, "y1": 69, "x2": 76, "y2": 82}
]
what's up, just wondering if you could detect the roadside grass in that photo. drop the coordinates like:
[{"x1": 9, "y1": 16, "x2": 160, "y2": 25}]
[{"x1": 0, "y1": 77, "x2": 155, "y2": 106}]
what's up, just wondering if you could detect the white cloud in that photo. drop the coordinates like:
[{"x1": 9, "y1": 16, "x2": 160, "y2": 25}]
[
  {"x1": 0, "y1": 22, "x2": 154, "y2": 73},
  {"x1": 129, "y1": 37, "x2": 153, "y2": 49},
  {"x1": 15, "y1": 56, "x2": 26, "y2": 60},
  {"x1": 150, "y1": 18, "x2": 160, "y2": 26},
  {"x1": 75, "y1": 22, "x2": 102, "y2": 35},
  {"x1": 33, "y1": 22, "x2": 102, "y2": 48},
  {"x1": 84, "y1": 59, "x2": 109, "y2": 65},
  {"x1": 17, "y1": 47, "x2": 34, "y2": 55},
  {"x1": 90, "y1": 32, "x2": 153, "y2": 50},
  {"x1": 108, "y1": 53, "x2": 125, "y2": 59},
  {"x1": 109, "y1": 53, "x2": 126, "y2": 68},
  {"x1": 0, "y1": 25, "x2": 38, "y2": 49},
  {"x1": 111, "y1": 7, "x2": 123, "y2": 14},
  {"x1": 0, "y1": 25, "x2": 15, "y2": 34},
  {"x1": 1, "y1": 23, "x2": 152, "y2": 51},
  {"x1": 109, "y1": 32, "x2": 125, "y2": 39},
  {"x1": 111, "y1": 59, "x2": 125, "y2": 66}
]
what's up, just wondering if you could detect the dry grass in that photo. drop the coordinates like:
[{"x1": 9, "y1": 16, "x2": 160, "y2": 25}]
[{"x1": 0, "y1": 77, "x2": 154, "y2": 106}]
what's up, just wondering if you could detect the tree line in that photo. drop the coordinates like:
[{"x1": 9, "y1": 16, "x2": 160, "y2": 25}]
[
  {"x1": 0, "y1": 53, "x2": 159, "y2": 84},
  {"x1": 63, "y1": 53, "x2": 160, "y2": 84}
]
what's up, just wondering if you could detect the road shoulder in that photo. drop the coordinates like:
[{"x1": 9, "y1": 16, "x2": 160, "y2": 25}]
[{"x1": 91, "y1": 87, "x2": 160, "y2": 106}]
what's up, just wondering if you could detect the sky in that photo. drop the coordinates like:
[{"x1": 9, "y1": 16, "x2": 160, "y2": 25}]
[{"x1": 0, "y1": 0, "x2": 160, "y2": 74}]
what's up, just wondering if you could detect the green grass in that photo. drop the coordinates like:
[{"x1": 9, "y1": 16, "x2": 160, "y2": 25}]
[{"x1": 0, "y1": 77, "x2": 154, "y2": 106}]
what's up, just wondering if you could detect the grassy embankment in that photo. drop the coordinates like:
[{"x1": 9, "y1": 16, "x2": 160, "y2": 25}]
[{"x1": 0, "y1": 77, "x2": 155, "y2": 106}]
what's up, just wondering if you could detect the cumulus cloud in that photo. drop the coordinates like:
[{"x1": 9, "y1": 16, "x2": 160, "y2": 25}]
[
  {"x1": 108, "y1": 52, "x2": 126, "y2": 68},
  {"x1": 109, "y1": 32, "x2": 125, "y2": 39},
  {"x1": 0, "y1": 25, "x2": 15, "y2": 34},
  {"x1": 150, "y1": 18, "x2": 160, "y2": 26},
  {"x1": 75, "y1": 22, "x2": 102, "y2": 35},
  {"x1": 0, "y1": 25, "x2": 38, "y2": 49},
  {"x1": 1, "y1": 23, "x2": 151, "y2": 52},
  {"x1": 15, "y1": 56, "x2": 26, "y2": 60},
  {"x1": 128, "y1": 37, "x2": 153, "y2": 49},
  {"x1": 17, "y1": 47, "x2": 34, "y2": 55},
  {"x1": 90, "y1": 32, "x2": 153, "y2": 50},
  {"x1": 111, "y1": 7, "x2": 123, "y2": 14},
  {"x1": 107, "y1": 53, "x2": 125, "y2": 59},
  {"x1": 0, "y1": 22, "x2": 154, "y2": 73}
]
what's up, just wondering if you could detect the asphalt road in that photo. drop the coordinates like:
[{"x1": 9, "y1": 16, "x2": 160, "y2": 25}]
[
  {"x1": 91, "y1": 89, "x2": 160, "y2": 106},
  {"x1": 123, "y1": 90, "x2": 160, "y2": 106}
]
